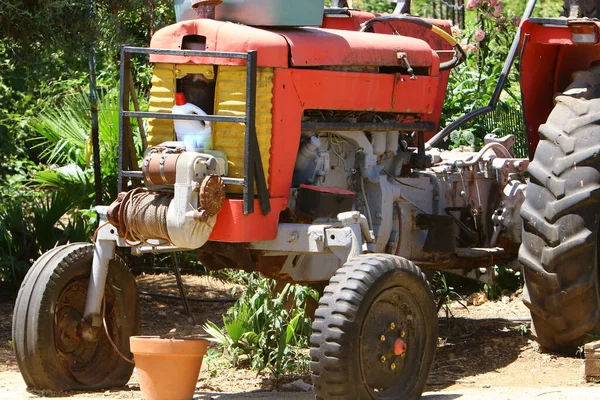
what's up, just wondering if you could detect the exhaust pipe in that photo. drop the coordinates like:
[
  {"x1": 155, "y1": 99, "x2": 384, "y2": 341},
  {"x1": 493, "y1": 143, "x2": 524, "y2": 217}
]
[{"x1": 191, "y1": 0, "x2": 222, "y2": 19}]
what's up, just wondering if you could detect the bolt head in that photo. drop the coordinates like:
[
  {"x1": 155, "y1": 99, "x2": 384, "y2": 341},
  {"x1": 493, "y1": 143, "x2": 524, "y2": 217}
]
[
  {"x1": 380, "y1": 355, "x2": 386, "y2": 363},
  {"x1": 380, "y1": 335, "x2": 386, "y2": 342},
  {"x1": 390, "y1": 322, "x2": 396, "y2": 330},
  {"x1": 401, "y1": 330, "x2": 406, "y2": 338},
  {"x1": 390, "y1": 363, "x2": 396, "y2": 371}
]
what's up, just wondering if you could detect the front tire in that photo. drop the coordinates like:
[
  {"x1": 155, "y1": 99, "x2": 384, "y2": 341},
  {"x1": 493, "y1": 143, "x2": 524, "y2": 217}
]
[
  {"x1": 12, "y1": 243, "x2": 140, "y2": 390},
  {"x1": 519, "y1": 67, "x2": 600, "y2": 352},
  {"x1": 310, "y1": 254, "x2": 437, "y2": 400}
]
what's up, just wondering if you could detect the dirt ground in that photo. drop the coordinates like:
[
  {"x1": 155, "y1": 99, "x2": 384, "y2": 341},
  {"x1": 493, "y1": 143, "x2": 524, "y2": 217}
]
[{"x1": 0, "y1": 273, "x2": 597, "y2": 399}]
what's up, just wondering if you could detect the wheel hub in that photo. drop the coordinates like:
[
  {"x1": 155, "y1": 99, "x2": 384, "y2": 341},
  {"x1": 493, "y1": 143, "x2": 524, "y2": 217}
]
[
  {"x1": 54, "y1": 279, "x2": 118, "y2": 383},
  {"x1": 376, "y1": 321, "x2": 407, "y2": 373},
  {"x1": 360, "y1": 286, "x2": 426, "y2": 396},
  {"x1": 56, "y1": 307, "x2": 81, "y2": 353}
]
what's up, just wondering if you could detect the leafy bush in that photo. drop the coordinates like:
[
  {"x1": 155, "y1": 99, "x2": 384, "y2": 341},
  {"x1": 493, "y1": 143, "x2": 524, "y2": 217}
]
[
  {"x1": 30, "y1": 88, "x2": 141, "y2": 205},
  {"x1": 482, "y1": 265, "x2": 523, "y2": 300},
  {"x1": 440, "y1": 0, "x2": 523, "y2": 149},
  {"x1": 0, "y1": 1, "x2": 173, "y2": 287},
  {"x1": 204, "y1": 272, "x2": 318, "y2": 378},
  {"x1": 0, "y1": 88, "x2": 131, "y2": 286}
]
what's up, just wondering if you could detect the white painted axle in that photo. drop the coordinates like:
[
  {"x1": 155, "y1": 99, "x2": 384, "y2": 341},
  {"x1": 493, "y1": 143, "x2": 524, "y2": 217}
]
[{"x1": 83, "y1": 239, "x2": 116, "y2": 326}]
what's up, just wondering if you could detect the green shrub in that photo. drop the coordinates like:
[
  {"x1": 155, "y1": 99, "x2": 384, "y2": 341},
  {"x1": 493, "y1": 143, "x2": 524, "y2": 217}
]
[{"x1": 204, "y1": 272, "x2": 318, "y2": 378}]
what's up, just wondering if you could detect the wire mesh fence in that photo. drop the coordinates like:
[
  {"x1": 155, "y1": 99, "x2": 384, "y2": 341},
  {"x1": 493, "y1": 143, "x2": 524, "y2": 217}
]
[
  {"x1": 477, "y1": 106, "x2": 529, "y2": 158},
  {"x1": 430, "y1": 0, "x2": 466, "y2": 29}
]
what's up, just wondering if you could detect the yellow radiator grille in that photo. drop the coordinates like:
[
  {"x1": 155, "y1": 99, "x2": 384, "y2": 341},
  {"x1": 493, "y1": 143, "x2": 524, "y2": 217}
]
[
  {"x1": 147, "y1": 64, "x2": 215, "y2": 146},
  {"x1": 146, "y1": 63, "x2": 274, "y2": 191},
  {"x1": 213, "y1": 66, "x2": 274, "y2": 191}
]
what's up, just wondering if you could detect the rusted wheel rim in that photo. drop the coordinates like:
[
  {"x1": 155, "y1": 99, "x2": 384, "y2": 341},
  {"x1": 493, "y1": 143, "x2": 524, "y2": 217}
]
[
  {"x1": 54, "y1": 279, "x2": 119, "y2": 385},
  {"x1": 199, "y1": 175, "x2": 225, "y2": 216},
  {"x1": 359, "y1": 286, "x2": 426, "y2": 397}
]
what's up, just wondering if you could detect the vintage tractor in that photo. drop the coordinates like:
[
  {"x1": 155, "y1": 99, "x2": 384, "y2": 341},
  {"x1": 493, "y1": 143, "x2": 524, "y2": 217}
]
[{"x1": 11, "y1": 0, "x2": 600, "y2": 398}]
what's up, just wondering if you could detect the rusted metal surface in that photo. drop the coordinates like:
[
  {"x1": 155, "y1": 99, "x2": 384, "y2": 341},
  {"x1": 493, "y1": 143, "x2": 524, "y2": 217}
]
[
  {"x1": 106, "y1": 188, "x2": 172, "y2": 243},
  {"x1": 199, "y1": 175, "x2": 225, "y2": 216},
  {"x1": 142, "y1": 150, "x2": 181, "y2": 186},
  {"x1": 195, "y1": 241, "x2": 255, "y2": 272},
  {"x1": 255, "y1": 255, "x2": 290, "y2": 281},
  {"x1": 55, "y1": 279, "x2": 118, "y2": 382}
]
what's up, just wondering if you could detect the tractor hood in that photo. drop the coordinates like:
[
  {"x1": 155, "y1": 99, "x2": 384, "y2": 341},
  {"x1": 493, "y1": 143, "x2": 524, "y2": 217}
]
[{"x1": 149, "y1": 18, "x2": 437, "y2": 70}]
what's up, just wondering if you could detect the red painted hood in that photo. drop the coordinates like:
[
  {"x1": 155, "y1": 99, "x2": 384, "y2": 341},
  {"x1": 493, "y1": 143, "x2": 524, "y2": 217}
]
[
  {"x1": 150, "y1": 18, "x2": 437, "y2": 69},
  {"x1": 272, "y1": 27, "x2": 436, "y2": 68}
]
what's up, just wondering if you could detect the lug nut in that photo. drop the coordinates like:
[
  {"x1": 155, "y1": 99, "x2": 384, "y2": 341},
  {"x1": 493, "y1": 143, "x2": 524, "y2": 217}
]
[
  {"x1": 380, "y1": 355, "x2": 386, "y2": 363},
  {"x1": 380, "y1": 335, "x2": 386, "y2": 342},
  {"x1": 390, "y1": 322, "x2": 396, "y2": 330},
  {"x1": 390, "y1": 363, "x2": 396, "y2": 371},
  {"x1": 401, "y1": 331, "x2": 406, "y2": 338}
]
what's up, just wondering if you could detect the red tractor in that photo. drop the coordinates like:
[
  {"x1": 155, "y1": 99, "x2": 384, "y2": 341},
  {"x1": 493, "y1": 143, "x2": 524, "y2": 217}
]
[{"x1": 12, "y1": 0, "x2": 600, "y2": 398}]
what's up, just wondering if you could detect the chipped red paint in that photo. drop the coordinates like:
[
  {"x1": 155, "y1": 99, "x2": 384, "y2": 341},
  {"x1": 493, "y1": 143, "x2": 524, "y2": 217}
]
[
  {"x1": 271, "y1": 27, "x2": 436, "y2": 68},
  {"x1": 149, "y1": 18, "x2": 290, "y2": 67},
  {"x1": 151, "y1": 11, "x2": 452, "y2": 242}
]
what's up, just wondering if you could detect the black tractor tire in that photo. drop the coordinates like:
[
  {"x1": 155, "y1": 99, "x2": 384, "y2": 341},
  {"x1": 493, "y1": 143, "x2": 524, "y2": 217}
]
[
  {"x1": 12, "y1": 243, "x2": 140, "y2": 390},
  {"x1": 519, "y1": 66, "x2": 600, "y2": 352},
  {"x1": 310, "y1": 254, "x2": 437, "y2": 400}
]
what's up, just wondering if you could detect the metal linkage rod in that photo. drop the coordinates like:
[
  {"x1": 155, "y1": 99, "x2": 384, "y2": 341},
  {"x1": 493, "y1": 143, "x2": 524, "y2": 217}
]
[
  {"x1": 302, "y1": 121, "x2": 435, "y2": 132},
  {"x1": 425, "y1": 0, "x2": 538, "y2": 149},
  {"x1": 122, "y1": 46, "x2": 248, "y2": 59},
  {"x1": 122, "y1": 111, "x2": 245, "y2": 123}
]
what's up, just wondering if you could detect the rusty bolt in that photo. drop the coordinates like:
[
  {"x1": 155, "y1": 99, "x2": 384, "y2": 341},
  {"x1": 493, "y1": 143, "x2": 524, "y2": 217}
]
[
  {"x1": 390, "y1": 363, "x2": 396, "y2": 371},
  {"x1": 380, "y1": 355, "x2": 386, "y2": 363},
  {"x1": 380, "y1": 335, "x2": 386, "y2": 342},
  {"x1": 390, "y1": 322, "x2": 396, "y2": 330}
]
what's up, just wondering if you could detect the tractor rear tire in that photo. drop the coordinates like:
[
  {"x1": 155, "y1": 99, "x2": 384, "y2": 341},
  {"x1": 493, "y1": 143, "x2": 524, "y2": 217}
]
[
  {"x1": 310, "y1": 254, "x2": 437, "y2": 400},
  {"x1": 519, "y1": 67, "x2": 600, "y2": 352},
  {"x1": 12, "y1": 243, "x2": 140, "y2": 390}
]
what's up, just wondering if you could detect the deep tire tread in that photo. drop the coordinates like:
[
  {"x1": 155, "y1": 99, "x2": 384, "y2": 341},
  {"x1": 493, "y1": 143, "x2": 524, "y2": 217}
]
[
  {"x1": 310, "y1": 254, "x2": 437, "y2": 399},
  {"x1": 12, "y1": 243, "x2": 139, "y2": 390},
  {"x1": 519, "y1": 70, "x2": 600, "y2": 352}
]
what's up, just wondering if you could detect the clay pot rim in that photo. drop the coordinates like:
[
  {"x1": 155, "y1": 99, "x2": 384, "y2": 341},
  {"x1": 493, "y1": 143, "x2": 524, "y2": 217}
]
[{"x1": 130, "y1": 336, "x2": 208, "y2": 355}]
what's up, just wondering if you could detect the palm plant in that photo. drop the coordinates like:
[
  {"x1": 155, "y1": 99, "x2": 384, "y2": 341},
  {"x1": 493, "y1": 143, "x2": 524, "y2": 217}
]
[
  {"x1": 0, "y1": 87, "x2": 142, "y2": 284},
  {"x1": 30, "y1": 87, "x2": 128, "y2": 205}
]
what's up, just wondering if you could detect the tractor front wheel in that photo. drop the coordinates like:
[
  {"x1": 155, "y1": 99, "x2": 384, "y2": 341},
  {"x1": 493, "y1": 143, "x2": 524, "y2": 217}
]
[
  {"x1": 309, "y1": 254, "x2": 437, "y2": 400},
  {"x1": 12, "y1": 243, "x2": 140, "y2": 390}
]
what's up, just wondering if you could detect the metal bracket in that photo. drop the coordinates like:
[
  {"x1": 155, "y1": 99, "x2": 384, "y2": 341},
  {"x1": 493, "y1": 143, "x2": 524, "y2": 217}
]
[
  {"x1": 249, "y1": 223, "x2": 363, "y2": 262},
  {"x1": 397, "y1": 52, "x2": 416, "y2": 80}
]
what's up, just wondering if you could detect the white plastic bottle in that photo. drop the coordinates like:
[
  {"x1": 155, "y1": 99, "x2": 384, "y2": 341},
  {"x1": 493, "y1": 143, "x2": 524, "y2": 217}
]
[{"x1": 172, "y1": 92, "x2": 212, "y2": 151}]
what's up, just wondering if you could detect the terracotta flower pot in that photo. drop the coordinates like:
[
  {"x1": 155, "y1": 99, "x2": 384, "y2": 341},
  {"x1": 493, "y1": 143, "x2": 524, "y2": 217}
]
[{"x1": 130, "y1": 336, "x2": 208, "y2": 400}]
